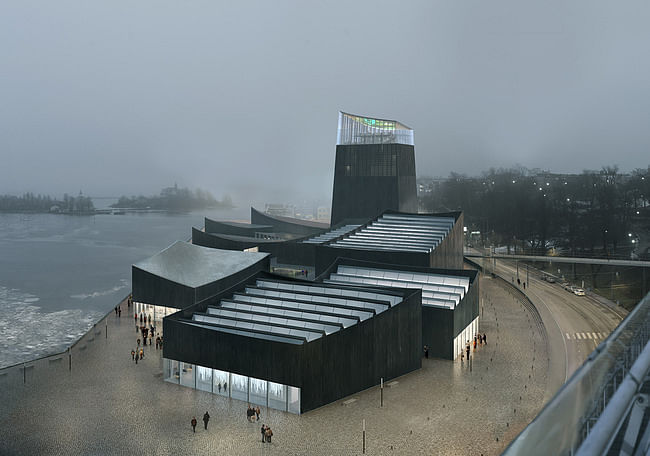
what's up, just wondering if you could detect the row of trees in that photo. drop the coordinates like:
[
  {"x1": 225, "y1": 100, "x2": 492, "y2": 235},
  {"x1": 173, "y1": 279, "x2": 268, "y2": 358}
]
[
  {"x1": 0, "y1": 192, "x2": 94, "y2": 213},
  {"x1": 111, "y1": 184, "x2": 233, "y2": 211},
  {"x1": 420, "y1": 166, "x2": 650, "y2": 257}
]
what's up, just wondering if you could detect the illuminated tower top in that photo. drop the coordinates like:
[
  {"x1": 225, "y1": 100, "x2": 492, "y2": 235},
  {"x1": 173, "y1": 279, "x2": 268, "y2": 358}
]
[{"x1": 336, "y1": 112, "x2": 414, "y2": 146}]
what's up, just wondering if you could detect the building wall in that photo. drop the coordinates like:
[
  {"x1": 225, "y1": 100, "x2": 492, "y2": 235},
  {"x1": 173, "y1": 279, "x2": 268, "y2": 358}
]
[
  {"x1": 132, "y1": 267, "x2": 194, "y2": 309},
  {"x1": 163, "y1": 273, "x2": 422, "y2": 413},
  {"x1": 315, "y1": 245, "x2": 431, "y2": 276},
  {"x1": 429, "y1": 212, "x2": 464, "y2": 270},
  {"x1": 330, "y1": 144, "x2": 417, "y2": 225},
  {"x1": 317, "y1": 257, "x2": 478, "y2": 361},
  {"x1": 300, "y1": 288, "x2": 421, "y2": 412}
]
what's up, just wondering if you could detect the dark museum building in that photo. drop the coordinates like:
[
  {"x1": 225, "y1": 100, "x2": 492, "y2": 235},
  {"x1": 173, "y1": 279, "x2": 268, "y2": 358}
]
[
  {"x1": 330, "y1": 112, "x2": 417, "y2": 226},
  {"x1": 131, "y1": 111, "x2": 479, "y2": 414}
]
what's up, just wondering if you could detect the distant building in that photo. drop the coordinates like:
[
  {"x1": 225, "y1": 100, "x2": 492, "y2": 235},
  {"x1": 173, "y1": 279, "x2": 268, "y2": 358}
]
[
  {"x1": 316, "y1": 206, "x2": 330, "y2": 222},
  {"x1": 330, "y1": 112, "x2": 417, "y2": 225},
  {"x1": 264, "y1": 203, "x2": 295, "y2": 218}
]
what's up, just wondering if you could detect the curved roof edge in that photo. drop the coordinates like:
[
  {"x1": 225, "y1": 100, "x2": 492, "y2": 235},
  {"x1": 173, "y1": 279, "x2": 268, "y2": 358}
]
[{"x1": 251, "y1": 207, "x2": 329, "y2": 232}]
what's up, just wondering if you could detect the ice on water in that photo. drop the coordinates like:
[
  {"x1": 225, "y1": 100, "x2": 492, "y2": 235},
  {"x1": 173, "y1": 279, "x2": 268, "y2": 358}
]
[{"x1": 0, "y1": 286, "x2": 103, "y2": 369}]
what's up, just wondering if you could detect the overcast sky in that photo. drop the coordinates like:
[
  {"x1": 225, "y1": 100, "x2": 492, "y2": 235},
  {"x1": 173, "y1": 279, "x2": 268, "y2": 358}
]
[{"x1": 1, "y1": 1, "x2": 649, "y2": 205}]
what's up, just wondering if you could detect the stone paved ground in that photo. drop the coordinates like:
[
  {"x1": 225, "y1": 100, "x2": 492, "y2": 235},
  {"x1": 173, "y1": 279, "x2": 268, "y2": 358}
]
[{"x1": 0, "y1": 276, "x2": 549, "y2": 455}]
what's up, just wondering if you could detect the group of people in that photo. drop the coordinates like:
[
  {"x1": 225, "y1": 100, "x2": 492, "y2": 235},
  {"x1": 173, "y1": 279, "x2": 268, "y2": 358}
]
[
  {"x1": 114, "y1": 305, "x2": 121, "y2": 317},
  {"x1": 260, "y1": 424, "x2": 273, "y2": 443},
  {"x1": 190, "y1": 412, "x2": 210, "y2": 432},
  {"x1": 462, "y1": 332, "x2": 487, "y2": 362},
  {"x1": 130, "y1": 311, "x2": 163, "y2": 364},
  {"x1": 246, "y1": 405, "x2": 261, "y2": 422}
]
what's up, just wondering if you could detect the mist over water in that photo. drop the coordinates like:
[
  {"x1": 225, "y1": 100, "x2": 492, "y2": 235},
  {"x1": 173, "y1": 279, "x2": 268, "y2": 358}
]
[{"x1": 0, "y1": 203, "x2": 249, "y2": 368}]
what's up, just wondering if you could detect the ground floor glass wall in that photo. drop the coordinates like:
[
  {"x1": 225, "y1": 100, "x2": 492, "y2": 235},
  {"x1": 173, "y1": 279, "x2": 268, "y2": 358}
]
[
  {"x1": 163, "y1": 358, "x2": 301, "y2": 414},
  {"x1": 133, "y1": 301, "x2": 177, "y2": 325},
  {"x1": 453, "y1": 316, "x2": 480, "y2": 359}
]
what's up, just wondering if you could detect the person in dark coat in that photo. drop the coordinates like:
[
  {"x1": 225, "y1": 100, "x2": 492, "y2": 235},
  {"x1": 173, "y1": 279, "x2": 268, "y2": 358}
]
[
  {"x1": 203, "y1": 411, "x2": 210, "y2": 430},
  {"x1": 261, "y1": 424, "x2": 266, "y2": 443},
  {"x1": 191, "y1": 417, "x2": 197, "y2": 433}
]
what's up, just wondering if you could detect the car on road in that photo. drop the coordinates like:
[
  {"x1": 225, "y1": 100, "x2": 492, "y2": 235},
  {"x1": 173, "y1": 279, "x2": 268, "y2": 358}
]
[{"x1": 573, "y1": 288, "x2": 586, "y2": 296}]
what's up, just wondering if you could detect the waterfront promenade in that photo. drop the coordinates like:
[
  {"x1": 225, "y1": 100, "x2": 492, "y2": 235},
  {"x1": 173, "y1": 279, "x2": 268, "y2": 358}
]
[{"x1": 0, "y1": 276, "x2": 550, "y2": 455}]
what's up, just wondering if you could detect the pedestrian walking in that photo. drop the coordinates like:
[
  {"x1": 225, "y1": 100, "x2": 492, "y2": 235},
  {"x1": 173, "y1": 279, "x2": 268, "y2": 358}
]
[
  {"x1": 137, "y1": 338, "x2": 140, "y2": 347},
  {"x1": 483, "y1": 333, "x2": 487, "y2": 345},
  {"x1": 261, "y1": 424, "x2": 266, "y2": 443},
  {"x1": 139, "y1": 348, "x2": 143, "y2": 360},
  {"x1": 466, "y1": 343, "x2": 470, "y2": 361},
  {"x1": 424, "y1": 345, "x2": 429, "y2": 359},
  {"x1": 255, "y1": 406, "x2": 260, "y2": 421},
  {"x1": 134, "y1": 312, "x2": 138, "y2": 323},
  {"x1": 217, "y1": 383, "x2": 222, "y2": 393},
  {"x1": 203, "y1": 411, "x2": 210, "y2": 430},
  {"x1": 131, "y1": 349, "x2": 135, "y2": 360},
  {"x1": 135, "y1": 354, "x2": 138, "y2": 364},
  {"x1": 265, "y1": 426, "x2": 273, "y2": 443},
  {"x1": 191, "y1": 417, "x2": 197, "y2": 433},
  {"x1": 118, "y1": 307, "x2": 121, "y2": 317},
  {"x1": 140, "y1": 314, "x2": 143, "y2": 323}
]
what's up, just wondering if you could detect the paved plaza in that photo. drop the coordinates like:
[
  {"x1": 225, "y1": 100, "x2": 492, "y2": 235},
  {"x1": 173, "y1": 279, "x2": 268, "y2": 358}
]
[{"x1": 0, "y1": 276, "x2": 550, "y2": 455}]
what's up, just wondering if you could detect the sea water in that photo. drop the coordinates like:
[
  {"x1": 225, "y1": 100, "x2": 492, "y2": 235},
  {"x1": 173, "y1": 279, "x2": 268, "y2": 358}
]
[{"x1": 0, "y1": 204, "x2": 249, "y2": 368}]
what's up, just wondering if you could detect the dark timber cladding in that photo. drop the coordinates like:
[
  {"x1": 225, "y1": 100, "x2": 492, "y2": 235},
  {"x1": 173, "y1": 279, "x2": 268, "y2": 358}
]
[
  {"x1": 132, "y1": 241, "x2": 270, "y2": 308},
  {"x1": 315, "y1": 211, "x2": 465, "y2": 274},
  {"x1": 331, "y1": 112, "x2": 417, "y2": 226},
  {"x1": 163, "y1": 272, "x2": 422, "y2": 413},
  {"x1": 319, "y1": 258, "x2": 479, "y2": 360}
]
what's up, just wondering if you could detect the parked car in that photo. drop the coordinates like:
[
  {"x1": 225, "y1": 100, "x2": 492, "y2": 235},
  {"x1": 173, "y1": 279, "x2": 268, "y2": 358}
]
[
  {"x1": 573, "y1": 288, "x2": 585, "y2": 296},
  {"x1": 546, "y1": 276, "x2": 556, "y2": 283}
]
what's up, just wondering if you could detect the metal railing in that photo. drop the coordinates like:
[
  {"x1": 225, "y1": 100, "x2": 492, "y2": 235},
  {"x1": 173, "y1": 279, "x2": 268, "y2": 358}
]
[
  {"x1": 0, "y1": 293, "x2": 130, "y2": 386},
  {"x1": 502, "y1": 292, "x2": 650, "y2": 455}
]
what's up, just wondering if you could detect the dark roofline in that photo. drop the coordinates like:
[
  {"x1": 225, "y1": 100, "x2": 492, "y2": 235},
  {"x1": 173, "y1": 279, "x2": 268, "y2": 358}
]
[
  {"x1": 314, "y1": 256, "x2": 478, "y2": 284},
  {"x1": 251, "y1": 207, "x2": 330, "y2": 229}
]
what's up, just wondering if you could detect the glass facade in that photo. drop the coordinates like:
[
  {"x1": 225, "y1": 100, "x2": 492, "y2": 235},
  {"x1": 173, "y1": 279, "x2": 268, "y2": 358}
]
[
  {"x1": 453, "y1": 316, "x2": 480, "y2": 359},
  {"x1": 163, "y1": 358, "x2": 301, "y2": 414},
  {"x1": 337, "y1": 111, "x2": 414, "y2": 146},
  {"x1": 133, "y1": 301, "x2": 177, "y2": 325}
]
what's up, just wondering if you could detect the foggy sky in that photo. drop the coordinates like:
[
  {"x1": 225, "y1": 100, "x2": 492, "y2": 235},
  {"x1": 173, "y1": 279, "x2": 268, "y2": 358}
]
[{"x1": 2, "y1": 1, "x2": 649, "y2": 206}]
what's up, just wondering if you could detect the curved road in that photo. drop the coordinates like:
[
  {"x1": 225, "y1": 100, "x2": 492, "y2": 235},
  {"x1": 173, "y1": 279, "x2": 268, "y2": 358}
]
[{"x1": 484, "y1": 257, "x2": 627, "y2": 398}]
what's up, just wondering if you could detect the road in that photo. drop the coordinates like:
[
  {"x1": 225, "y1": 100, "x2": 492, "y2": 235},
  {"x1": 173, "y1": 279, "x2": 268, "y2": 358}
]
[{"x1": 483, "y1": 256, "x2": 627, "y2": 397}]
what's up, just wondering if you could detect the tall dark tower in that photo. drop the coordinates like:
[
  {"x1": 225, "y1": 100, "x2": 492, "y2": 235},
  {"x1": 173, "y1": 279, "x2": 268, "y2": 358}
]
[{"x1": 330, "y1": 112, "x2": 417, "y2": 226}]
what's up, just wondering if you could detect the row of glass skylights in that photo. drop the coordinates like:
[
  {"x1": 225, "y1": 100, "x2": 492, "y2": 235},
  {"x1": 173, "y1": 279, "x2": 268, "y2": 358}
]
[
  {"x1": 302, "y1": 224, "x2": 360, "y2": 244},
  {"x1": 328, "y1": 214, "x2": 456, "y2": 253},
  {"x1": 323, "y1": 265, "x2": 470, "y2": 309},
  {"x1": 182, "y1": 279, "x2": 402, "y2": 344}
]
